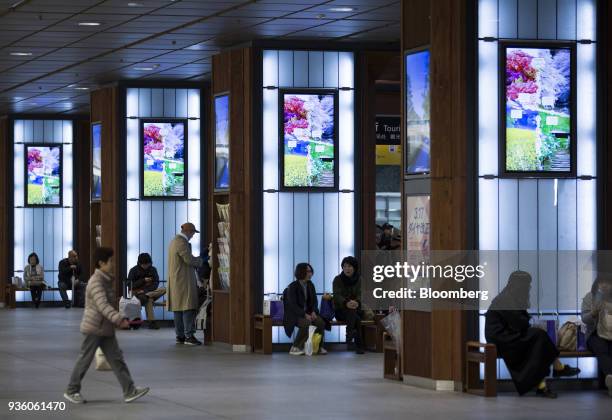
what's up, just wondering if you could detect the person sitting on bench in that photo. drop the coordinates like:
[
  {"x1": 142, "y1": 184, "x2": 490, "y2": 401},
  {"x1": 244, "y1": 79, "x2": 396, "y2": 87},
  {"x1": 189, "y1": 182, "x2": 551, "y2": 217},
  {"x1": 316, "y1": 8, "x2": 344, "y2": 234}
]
[
  {"x1": 485, "y1": 271, "x2": 580, "y2": 398},
  {"x1": 58, "y1": 250, "x2": 83, "y2": 309},
  {"x1": 127, "y1": 253, "x2": 166, "y2": 330},
  {"x1": 333, "y1": 256, "x2": 366, "y2": 354},
  {"x1": 581, "y1": 275, "x2": 612, "y2": 397},
  {"x1": 283, "y1": 263, "x2": 327, "y2": 356},
  {"x1": 24, "y1": 252, "x2": 45, "y2": 309}
]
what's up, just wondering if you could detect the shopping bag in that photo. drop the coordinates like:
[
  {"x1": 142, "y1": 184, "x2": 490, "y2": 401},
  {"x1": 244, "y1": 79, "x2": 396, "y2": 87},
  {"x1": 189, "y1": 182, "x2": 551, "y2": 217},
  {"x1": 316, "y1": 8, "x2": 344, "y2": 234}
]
[
  {"x1": 381, "y1": 310, "x2": 402, "y2": 352},
  {"x1": 312, "y1": 332, "x2": 322, "y2": 355},
  {"x1": 304, "y1": 325, "x2": 317, "y2": 356},
  {"x1": 319, "y1": 298, "x2": 334, "y2": 321},
  {"x1": 119, "y1": 296, "x2": 142, "y2": 321},
  {"x1": 532, "y1": 317, "x2": 558, "y2": 344},
  {"x1": 557, "y1": 321, "x2": 578, "y2": 351},
  {"x1": 95, "y1": 348, "x2": 111, "y2": 371},
  {"x1": 270, "y1": 300, "x2": 284, "y2": 322},
  {"x1": 577, "y1": 323, "x2": 587, "y2": 351}
]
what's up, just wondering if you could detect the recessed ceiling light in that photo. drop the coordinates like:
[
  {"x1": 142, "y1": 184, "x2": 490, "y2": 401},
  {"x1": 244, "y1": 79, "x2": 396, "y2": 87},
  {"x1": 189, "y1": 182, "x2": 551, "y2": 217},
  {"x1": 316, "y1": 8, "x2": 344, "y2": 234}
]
[
  {"x1": 10, "y1": 52, "x2": 32, "y2": 56},
  {"x1": 329, "y1": 7, "x2": 356, "y2": 12},
  {"x1": 78, "y1": 22, "x2": 101, "y2": 26},
  {"x1": 127, "y1": 2, "x2": 142, "y2": 6},
  {"x1": 74, "y1": 87, "x2": 89, "y2": 90},
  {"x1": 133, "y1": 64, "x2": 159, "y2": 71}
]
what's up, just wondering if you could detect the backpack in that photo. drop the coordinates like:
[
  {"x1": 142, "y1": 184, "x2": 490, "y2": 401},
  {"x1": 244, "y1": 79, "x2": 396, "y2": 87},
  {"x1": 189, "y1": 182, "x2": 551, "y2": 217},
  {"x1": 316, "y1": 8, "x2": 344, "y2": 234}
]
[{"x1": 557, "y1": 321, "x2": 578, "y2": 351}]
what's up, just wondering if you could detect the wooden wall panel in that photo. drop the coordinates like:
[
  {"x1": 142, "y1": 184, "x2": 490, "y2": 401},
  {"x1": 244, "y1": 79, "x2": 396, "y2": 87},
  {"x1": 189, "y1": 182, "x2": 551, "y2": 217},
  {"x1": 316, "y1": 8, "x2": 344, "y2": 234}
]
[
  {"x1": 211, "y1": 48, "x2": 254, "y2": 348},
  {"x1": 0, "y1": 118, "x2": 9, "y2": 303},
  {"x1": 402, "y1": 0, "x2": 431, "y2": 50},
  {"x1": 73, "y1": 120, "x2": 91, "y2": 277},
  {"x1": 602, "y1": 0, "x2": 612, "y2": 249}
]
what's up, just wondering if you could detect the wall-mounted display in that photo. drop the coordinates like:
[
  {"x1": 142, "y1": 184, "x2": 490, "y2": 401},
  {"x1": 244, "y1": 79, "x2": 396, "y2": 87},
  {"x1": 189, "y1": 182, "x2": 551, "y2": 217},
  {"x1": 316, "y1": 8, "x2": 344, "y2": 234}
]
[
  {"x1": 25, "y1": 144, "x2": 62, "y2": 207},
  {"x1": 214, "y1": 94, "x2": 230, "y2": 191},
  {"x1": 405, "y1": 195, "x2": 430, "y2": 256},
  {"x1": 376, "y1": 115, "x2": 401, "y2": 166},
  {"x1": 141, "y1": 119, "x2": 187, "y2": 199},
  {"x1": 280, "y1": 89, "x2": 338, "y2": 190},
  {"x1": 405, "y1": 49, "x2": 430, "y2": 175},
  {"x1": 501, "y1": 43, "x2": 575, "y2": 176},
  {"x1": 91, "y1": 122, "x2": 102, "y2": 201}
]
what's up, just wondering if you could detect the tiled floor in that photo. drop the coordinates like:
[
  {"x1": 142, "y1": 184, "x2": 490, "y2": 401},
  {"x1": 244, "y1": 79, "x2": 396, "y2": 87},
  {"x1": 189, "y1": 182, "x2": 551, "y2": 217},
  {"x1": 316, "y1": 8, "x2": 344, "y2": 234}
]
[{"x1": 0, "y1": 308, "x2": 610, "y2": 420}]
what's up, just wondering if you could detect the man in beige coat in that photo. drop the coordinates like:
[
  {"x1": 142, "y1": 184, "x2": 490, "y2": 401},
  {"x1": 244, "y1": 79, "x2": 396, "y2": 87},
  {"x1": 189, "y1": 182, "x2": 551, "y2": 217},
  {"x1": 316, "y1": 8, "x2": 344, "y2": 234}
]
[{"x1": 167, "y1": 222, "x2": 203, "y2": 345}]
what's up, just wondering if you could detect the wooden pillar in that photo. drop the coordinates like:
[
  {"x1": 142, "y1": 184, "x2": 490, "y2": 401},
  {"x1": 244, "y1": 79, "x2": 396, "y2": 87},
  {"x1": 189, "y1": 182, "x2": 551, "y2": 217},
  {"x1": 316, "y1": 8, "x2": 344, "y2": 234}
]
[
  {"x1": 73, "y1": 120, "x2": 91, "y2": 278},
  {"x1": 210, "y1": 48, "x2": 255, "y2": 350},
  {"x1": 0, "y1": 117, "x2": 9, "y2": 304},
  {"x1": 602, "y1": 0, "x2": 612, "y2": 249},
  {"x1": 401, "y1": 0, "x2": 472, "y2": 388},
  {"x1": 90, "y1": 87, "x2": 125, "y2": 297}
]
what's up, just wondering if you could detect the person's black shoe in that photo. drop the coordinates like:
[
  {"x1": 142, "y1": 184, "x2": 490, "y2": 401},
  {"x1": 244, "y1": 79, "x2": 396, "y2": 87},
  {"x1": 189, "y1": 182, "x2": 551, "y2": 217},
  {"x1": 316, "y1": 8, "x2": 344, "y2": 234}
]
[
  {"x1": 148, "y1": 321, "x2": 160, "y2": 330},
  {"x1": 552, "y1": 365, "x2": 580, "y2": 378},
  {"x1": 64, "y1": 303, "x2": 71, "y2": 309},
  {"x1": 176, "y1": 336, "x2": 185, "y2": 344},
  {"x1": 536, "y1": 387, "x2": 557, "y2": 398},
  {"x1": 355, "y1": 347, "x2": 365, "y2": 355},
  {"x1": 184, "y1": 336, "x2": 202, "y2": 346}
]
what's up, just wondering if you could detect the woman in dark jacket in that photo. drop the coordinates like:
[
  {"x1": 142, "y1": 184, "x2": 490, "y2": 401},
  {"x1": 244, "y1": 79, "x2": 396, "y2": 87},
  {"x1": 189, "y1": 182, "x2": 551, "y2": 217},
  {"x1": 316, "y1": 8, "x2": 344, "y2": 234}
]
[
  {"x1": 333, "y1": 256, "x2": 365, "y2": 354},
  {"x1": 283, "y1": 263, "x2": 327, "y2": 356},
  {"x1": 485, "y1": 271, "x2": 579, "y2": 398}
]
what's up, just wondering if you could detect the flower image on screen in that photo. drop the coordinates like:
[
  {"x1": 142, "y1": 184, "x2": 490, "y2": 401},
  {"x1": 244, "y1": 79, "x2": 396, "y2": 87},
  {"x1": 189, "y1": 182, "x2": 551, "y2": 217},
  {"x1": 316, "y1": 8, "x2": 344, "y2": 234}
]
[
  {"x1": 504, "y1": 46, "x2": 572, "y2": 172},
  {"x1": 142, "y1": 121, "x2": 186, "y2": 198},
  {"x1": 26, "y1": 145, "x2": 62, "y2": 206},
  {"x1": 282, "y1": 91, "x2": 336, "y2": 188},
  {"x1": 92, "y1": 123, "x2": 102, "y2": 200},
  {"x1": 405, "y1": 50, "x2": 430, "y2": 174},
  {"x1": 215, "y1": 94, "x2": 230, "y2": 190}
]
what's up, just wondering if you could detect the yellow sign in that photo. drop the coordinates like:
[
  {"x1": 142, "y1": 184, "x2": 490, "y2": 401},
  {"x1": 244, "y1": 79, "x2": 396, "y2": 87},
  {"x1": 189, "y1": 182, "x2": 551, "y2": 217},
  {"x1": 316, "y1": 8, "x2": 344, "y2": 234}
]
[{"x1": 376, "y1": 144, "x2": 402, "y2": 165}]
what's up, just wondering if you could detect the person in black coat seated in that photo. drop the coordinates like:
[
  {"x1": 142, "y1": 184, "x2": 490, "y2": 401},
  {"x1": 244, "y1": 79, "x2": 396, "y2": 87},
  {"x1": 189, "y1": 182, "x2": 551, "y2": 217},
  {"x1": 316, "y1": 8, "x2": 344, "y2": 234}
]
[
  {"x1": 485, "y1": 271, "x2": 580, "y2": 398},
  {"x1": 283, "y1": 263, "x2": 327, "y2": 356},
  {"x1": 127, "y1": 253, "x2": 166, "y2": 329},
  {"x1": 333, "y1": 256, "x2": 365, "y2": 354},
  {"x1": 58, "y1": 250, "x2": 83, "y2": 309}
]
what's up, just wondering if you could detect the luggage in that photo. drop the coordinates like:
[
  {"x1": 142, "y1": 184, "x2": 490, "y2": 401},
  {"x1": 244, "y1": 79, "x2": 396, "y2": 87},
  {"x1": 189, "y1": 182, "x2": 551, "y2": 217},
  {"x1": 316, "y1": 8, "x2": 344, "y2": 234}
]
[{"x1": 72, "y1": 280, "x2": 86, "y2": 308}]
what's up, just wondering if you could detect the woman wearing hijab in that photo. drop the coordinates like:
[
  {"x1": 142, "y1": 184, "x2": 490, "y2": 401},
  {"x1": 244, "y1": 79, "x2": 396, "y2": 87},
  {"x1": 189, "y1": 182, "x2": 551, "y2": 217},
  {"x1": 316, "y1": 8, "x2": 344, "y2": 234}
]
[
  {"x1": 581, "y1": 275, "x2": 612, "y2": 396},
  {"x1": 333, "y1": 256, "x2": 365, "y2": 354},
  {"x1": 485, "y1": 271, "x2": 580, "y2": 398}
]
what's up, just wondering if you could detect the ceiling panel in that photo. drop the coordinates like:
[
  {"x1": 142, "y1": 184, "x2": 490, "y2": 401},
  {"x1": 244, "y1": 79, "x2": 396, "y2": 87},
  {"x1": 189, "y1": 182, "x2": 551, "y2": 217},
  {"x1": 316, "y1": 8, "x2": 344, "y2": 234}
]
[{"x1": 0, "y1": 0, "x2": 399, "y2": 114}]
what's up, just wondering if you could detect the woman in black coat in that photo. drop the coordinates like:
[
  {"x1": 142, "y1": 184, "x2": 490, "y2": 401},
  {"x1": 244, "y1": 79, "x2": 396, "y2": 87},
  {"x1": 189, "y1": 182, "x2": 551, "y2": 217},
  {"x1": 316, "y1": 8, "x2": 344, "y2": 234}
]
[
  {"x1": 283, "y1": 263, "x2": 327, "y2": 356},
  {"x1": 485, "y1": 271, "x2": 579, "y2": 398}
]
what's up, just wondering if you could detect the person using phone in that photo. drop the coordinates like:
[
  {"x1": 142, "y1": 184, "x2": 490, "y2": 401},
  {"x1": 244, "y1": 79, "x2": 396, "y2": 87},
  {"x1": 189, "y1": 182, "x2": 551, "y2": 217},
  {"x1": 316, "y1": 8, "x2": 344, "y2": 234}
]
[
  {"x1": 64, "y1": 247, "x2": 149, "y2": 405},
  {"x1": 128, "y1": 253, "x2": 165, "y2": 329},
  {"x1": 58, "y1": 250, "x2": 83, "y2": 309}
]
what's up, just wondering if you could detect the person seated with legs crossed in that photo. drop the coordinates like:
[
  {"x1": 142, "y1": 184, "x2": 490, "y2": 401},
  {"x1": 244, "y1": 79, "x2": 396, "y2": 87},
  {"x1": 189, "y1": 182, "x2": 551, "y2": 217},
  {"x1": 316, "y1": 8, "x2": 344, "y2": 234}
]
[{"x1": 127, "y1": 253, "x2": 166, "y2": 330}]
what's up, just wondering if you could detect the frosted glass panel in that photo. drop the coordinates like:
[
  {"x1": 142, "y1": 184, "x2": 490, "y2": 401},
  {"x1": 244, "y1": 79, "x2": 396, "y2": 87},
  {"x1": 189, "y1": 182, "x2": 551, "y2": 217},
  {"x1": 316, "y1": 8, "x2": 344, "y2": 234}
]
[
  {"x1": 338, "y1": 52, "x2": 354, "y2": 88},
  {"x1": 176, "y1": 89, "x2": 188, "y2": 118},
  {"x1": 126, "y1": 119, "x2": 139, "y2": 199},
  {"x1": 308, "y1": 194, "x2": 325, "y2": 292},
  {"x1": 498, "y1": 179, "x2": 518, "y2": 250},
  {"x1": 151, "y1": 89, "x2": 163, "y2": 117},
  {"x1": 138, "y1": 88, "x2": 151, "y2": 117},
  {"x1": 577, "y1": 0, "x2": 596, "y2": 41},
  {"x1": 127, "y1": 201, "x2": 139, "y2": 268},
  {"x1": 188, "y1": 89, "x2": 200, "y2": 118},
  {"x1": 263, "y1": 89, "x2": 279, "y2": 190},
  {"x1": 24, "y1": 120, "x2": 33, "y2": 142},
  {"x1": 63, "y1": 144, "x2": 73, "y2": 207},
  {"x1": 479, "y1": 0, "x2": 498, "y2": 38},
  {"x1": 151, "y1": 202, "x2": 165, "y2": 275},
  {"x1": 537, "y1": 0, "x2": 557, "y2": 39},
  {"x1": 279, "y1": 51, "x2": 293, "y2": 87},
  {"x1": 498, "y1": 0, "x2": 518, "y2": 38},
  {"x1": 478, "y1": 179, "x2": 498, "y2": 250},
  {"x1": 294, "y1": 51, "x2": 308, "y2": 87},
  {"x1": 14, "y1": 142, "x2": 24, "y2": 206},
  {"x1": 324, "y1": 51, "x2": 339, "y2": 88},
  {"x1": 127, "y1": 88, "x2": 139, "y2": 116},
  {"x1": 339, "y1": 90, "x2": 355, "y2": 190},
  {"x1": 577, "y1": 180, "x2": 596, "y2": 250},
  {"x1": 517, "y1": 0, "x2": 537, "y2": 39},
  {"x1": 263, "y1": 50, "x2": 278, "y2": 86},
  {"x1": 518, "y1": 180, "x2": 537, "y2": 251},
  {"x1": 43, "y1": 209, "x2": 54, "y2": 270},
  {"x1": 44, "y1": 120, "x2": 53, "y2": 142},
  {"x1": 339, "y1": 193, "x2": 355, "y2": 263},
  {"x1": 557, "y1": 0, "x2": 577, "y2": 40},
  {"x1": 188, "y1": 119, "x2": 201, "y2": 199},
  {"x1": 577, "y1": 43, "x2": 596, "y2": 177},
  {"x1": 278, "y1": 193, "x2": 294, "y2": 291},
  {"x1": 263, "y1": 193, "x2": 279, "y2": 295},
  {"x1": 324, "y1": 193, "x2": 340, "y2": 293},
  {"x1": 557, "y1": 180, "x2": 577, "y2": 250},
  {"x1": 537, "y1": 180, "x2": 556, "y2": 251},
  {"x1": 293, "y1": 193, "x2": 309, "y2": 263},
  {"x1": 139, "y1": 202, "x2": 152, "y2": 252},
  {"x1": 308, "y1": 51, "x2": 324, "y2": 87},
  {"x1": 164, "y1": 89, "x2": 176, "y2": 117},
  {"x1": 478, "y1": 41, "x2": 498, "y2": 176}
]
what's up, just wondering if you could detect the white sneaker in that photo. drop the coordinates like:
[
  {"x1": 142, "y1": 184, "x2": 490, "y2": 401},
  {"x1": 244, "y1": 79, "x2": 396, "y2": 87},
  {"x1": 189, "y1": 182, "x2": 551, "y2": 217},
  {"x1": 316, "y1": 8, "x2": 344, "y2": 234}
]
[
  {"x1": 606, "y1": 374, "x2": 612, "y2": 397},
  {"x1": 289, "y1": 346, "x2": 305, "y2": 356},
  {"x1": 124, "y1": 386, "x2": 150, "y2": 403},
  {"x1": 63, "y1": 392, "x2": 86, "y2": 404},
  {"x1": 318, "y1": 347, "x2": 328, "y2": 355}
]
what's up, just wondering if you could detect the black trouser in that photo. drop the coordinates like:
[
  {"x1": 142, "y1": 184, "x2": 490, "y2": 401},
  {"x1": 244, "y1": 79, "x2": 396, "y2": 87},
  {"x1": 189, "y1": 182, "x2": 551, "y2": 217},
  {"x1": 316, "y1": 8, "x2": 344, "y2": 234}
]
[
  {"x1": 587, "y1": 333, "x2": 612, "y2": 376},
  {"x1": 335, "y1": 308, "x2": 363, "y2": 348},
  {"x1": 58, "y1": 281, "x2": 71, "y2": 305},
  {"x1": 30, "y1": 286, "x2": 43, "y2": 307}
]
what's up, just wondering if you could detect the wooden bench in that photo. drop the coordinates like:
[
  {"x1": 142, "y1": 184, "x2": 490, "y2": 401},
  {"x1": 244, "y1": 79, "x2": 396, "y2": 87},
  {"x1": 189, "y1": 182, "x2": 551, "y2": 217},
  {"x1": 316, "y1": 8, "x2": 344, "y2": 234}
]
[
  {"x1": 465, "y1": 341, "x2": 595, "y2": 397},
  {"x1": 383, "y1": 332, "x2": 402, "y2": 380},
  {"x1": 4, "y1": 284, "x2": 61, "y2": 309},
  {"x1": 252, "y1": 314, "x2": 384, "y2": 354}
]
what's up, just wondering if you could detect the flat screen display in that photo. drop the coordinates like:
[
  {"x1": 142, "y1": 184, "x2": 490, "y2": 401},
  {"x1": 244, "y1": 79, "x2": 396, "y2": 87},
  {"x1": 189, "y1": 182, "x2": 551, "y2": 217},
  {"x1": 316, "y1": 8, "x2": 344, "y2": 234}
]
[
  {"x1": 376, "y1": 115, "x2": 401, "y2": 166},
  {"x1": 281, "y1": 90, "x2": 337, "y2": 189},
  {"x1": 405, "y1": 49, "x2": 430, "y2": 174},
  {"x1": 141, "y1": 120, "x2": 187, "y2": 198},
  {"x1": 91, "y1": 123, "x2": 101, "y2": 201},
  {"x1": 503, "y1": 45, "x2": 573, "y2": 174},
  {"x1": 214, "y1": 94, "x2": 230, "y2": 191},
  {"x1": 26, "y1": 144, "x2": 62, "y2": 206}
]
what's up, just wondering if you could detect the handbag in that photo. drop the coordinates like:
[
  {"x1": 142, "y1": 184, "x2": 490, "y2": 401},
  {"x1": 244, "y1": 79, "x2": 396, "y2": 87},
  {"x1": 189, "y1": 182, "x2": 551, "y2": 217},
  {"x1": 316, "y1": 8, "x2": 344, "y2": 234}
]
[
  {"x1": 95, "y1": 348, "x2": 111, "y2": 371},
  {"x1": 119, "y1": 284, "x2": 142, "y2": 321},
  {"x1": 304, "y1": 325, "x2": 317, "y2": 356},
  {"x1": 557, "y1": 321, "x2": 578, "y2": 351},
  {"x1": 319, "y1": 297, "x2": 334, "y2": 321}
]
